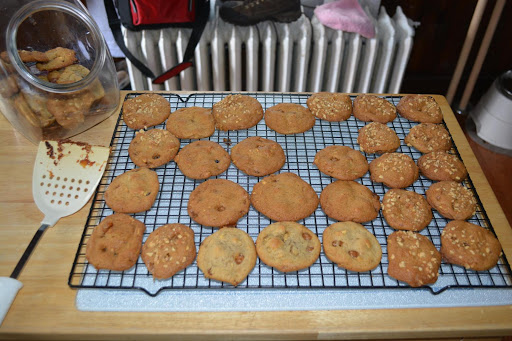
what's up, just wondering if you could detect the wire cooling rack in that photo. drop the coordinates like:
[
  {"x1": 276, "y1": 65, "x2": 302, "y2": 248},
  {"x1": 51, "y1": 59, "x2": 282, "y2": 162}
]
[{"x1": 69, "y1": 92, "x2": 512, "y2": 297}]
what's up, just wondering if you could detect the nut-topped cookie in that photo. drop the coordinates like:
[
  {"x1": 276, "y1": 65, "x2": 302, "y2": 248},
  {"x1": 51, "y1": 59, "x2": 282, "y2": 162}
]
[
  {"x1": 212, "y1": 94, "x2": 263, "y2": 131},
  {"x1": 141, "y1": 223, "x2": 196, "y2": 279},
  {"x1": 440, "y1": 220, "x2": 502, "y2": 271},
  {"x1": 264, "y1": 103, "x2": 316, "y2": 134},
  {"x1": 313, "y1": 145, "x2": 368, "y2": 180},
  {"x1": 86, "y1": 213, "x2": 146, "y2": 271},
  {"x1": 425, "y1": 181, "x2": 476, "y2": 220},
  {"x1": 256, "y1": 221, "x2": 321, "y2": 272},
  {"x1": 306, "y1": 92, "x2": 352, "y2": 122},
  {"x1": 188, "y1": 179, "x2": 250, "y2": 228},
  {"x1": 357, "y1": 122, "x2": 400, "y2": 154},
  {"x1": 404, "y1": 123, "x2": 452, "y2": 153},
  {"x1": 320, "y1": 180, "x2": 381, "y2": 223},
  {"x1": 417, "y1": 151, "x2": 468, "y2": 182},
  {"x1": 197, "y1": 227, "x2": 257, "y2": 286},
  {"x1": 174, "y1": 140, "x2": 231, "y2": 180},
  {"x1": 387, "y1": 230, "x2": 441, "y2": 287},
  {"x1": 128, "y1": 129, "x2": 180, "y2": 168},
  {"x1": 104, "y1": 167, "x2": 160, "y2": 213},
  {"x1": 251, "y1": 172, "x2": 319, "y2": 221},
  {"x1": 396, "y1": 95, "x2": 443, "y2": 123},
  {"x1": 231, "y1": 136, "x2": 286, "y2": 176},
  {"x1": 166, "y1": 106, "x2": 215, "y2": 139},
  {"x1": 322, "y1": 222, "x2": 382, "y2": 272},
  {"x1": 353, "y1": 94, "x2": 396, "y2": 123},
  {"x1": 369, "y1": 153, "x2": 419, "y2": 188},
  {"x1": 123, "y1": 94, "x2": 171, "y2": 130},
  {"x1": 382, "y1": 189, "x2": 432, "y2": 231}
]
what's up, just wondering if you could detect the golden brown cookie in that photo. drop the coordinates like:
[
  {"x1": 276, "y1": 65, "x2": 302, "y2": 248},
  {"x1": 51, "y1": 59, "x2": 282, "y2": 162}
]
[
  {"x1": 23, "y1": 93, "x2": 55, "y2": 127},
  {"x1": 231, "y1": 136, "x2": 285, "y2": 176},
  {"x1": 122, "y1": 94, "x2": 171, "y2": 130},
  {"x1": 104, "y1": 167, "x2": 160, "y2": 213},
  {"x1": 12, "y1": 93, "x2": 43, "y2": 128},
  {"x1": 440, "y1": 220, "x2": 502, "y2": 271},
  {"x1": 36, "y1": 47, "x2": 77, "y2": 71},
  {"x1": 404, "y1": 123, "x2": 452, "y2": 153},
  {"x1": 417, "y1": 151, "x2": 468, "y2": 182},
  {"x1": 369, "y1": 153, "x2": 419, "y2": 188},
  {"x1": 46, "y1": 90, "x2": 95, "y2": 129},
  {"x1": 382, "y1": 189, "x2": 432, "y2": 231},
  {"x1": 250, "y1": 172, "x2": 319, "y2": 221},
  {"x1": 48, "y1": 64, "x2": 90, "y2": 84},
  {"x1": 313, "y1": 145, "x2": 368, "y2": 180},
  {"x1": 256, "y1": 221, "x2": 321, "y2": 272},
  {"x1": 425, "y1": 181, "x2": 476, "y2": 220},
  {"x1": 128, "y1": 129, "x2": 180, "y2": 168},
  {"x1": 353, "y1": 94, "x2": 396, "y2": 123},
  {"x1": 188, "y1": 179, "x2": 250, "y2": 227},
  {"x1": 174, "y1": 140, "x2": 231, "y2": 179},
  {"x1": 320, "y1": 180, "x2": 381, "y2": 223},
  {"x1": 387, "y1": 230, "x2": 441, "y2": 287},
  {"x1": 212, "y1": 94, "x2": 263, "y2": 131},
  {"x1": 357, "y1": 122, "x2": 400, "y2": 154},
  {"x1": 322, "y1": 222, "x2": 382, "y2": 272},
  {"x1": 86, "y1": 213, "x2": 146, "y2": 271},
  {"x1": 141, "y1": 223, "x2": 196, "y2": 280},
  {"x1": 306, "y1": 92, "x2": 352, "y2": 122},
  {"x1": 166, "y1": 106, "x2": 215, "y2": 139},
  {"x1": 197, "y1": 227, "x2": 257, "y2": 286},
  {"x1": 17, "y1": 49, "x2": 49, "y2": 63},
  {"x1": 264, "y1": 103, "x2": 316, "y2": 135},
  {"x1": 396, "y1": 95, "x2": 443, "y2": 123}
]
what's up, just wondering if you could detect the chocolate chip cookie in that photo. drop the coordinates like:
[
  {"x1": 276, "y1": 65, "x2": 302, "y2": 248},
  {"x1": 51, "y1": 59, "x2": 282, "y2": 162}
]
[
  {"x1": 265, "y1": 103, "x2": 316, "y2": 134},
  {"x1": 166, "y1": 106, "x2": 215, "y2": 139},
  {"x1": 128, "y1": 129, "x2": 180, "y2": 168},
  {"x1": 313, "y1": 145, "x2": 368, "y2": 180},
  {"x1": 174, "y1": 140, "x2": 231, "y2": 179},
  {"x1": 231, "y1": 136, "x2": 285, "y2": 176}
]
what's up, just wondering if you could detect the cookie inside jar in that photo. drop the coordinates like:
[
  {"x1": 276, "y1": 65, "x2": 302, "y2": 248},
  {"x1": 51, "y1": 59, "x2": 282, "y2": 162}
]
[{"x1": 0, "y1": 0, "x2": 119, "y2": 143}]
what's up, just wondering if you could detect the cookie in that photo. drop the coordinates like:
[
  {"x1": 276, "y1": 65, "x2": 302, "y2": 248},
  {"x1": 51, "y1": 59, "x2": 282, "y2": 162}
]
[
  {"x1": 256, "y1": 221, "x2": 321, "y2": 272},
  {"x1": 322, "y1": 222, "x2": 382, "y2": 272},
  {"x1": 141, "y1": 223, "x2": 196, "y2": 279},
  {"x1": 417, "y1": 151, "x2": 468, "y2": 182},
  {"x1": 13, "y1": 93, "x2": 42, "y2": 128},
  {"x1": 313, "y1": 145, "x2": 368, "y2": 180},
  {"x1": 188, "y1": 179, "x2": 250, "y2": 227},
  {"x1": 17, "y1": 49, "x2": 49, "y2": 63},
  {"x1": 357, "y1": 122, "x2": 400, "y2": 154},
  {"x1": 396, "y1": 95, "x2": 443, "y2": 123},
  {"x1": 23, "y1": 92, "x2": 55, "y2": 128},
  {"x1": 212, "y1": 94, "x2": 263, "y2": 131},
  {"x1": 46, "y1": 91, "x2": 95, "y2": 129},
  {"x1": 320, "y1": 180, "x2": 381, "y2": 223},
  {"x1": 387, "y1": 230, "x2": 441, "y2": 287},
  {"x1": 250, "y1": 172, "x2": 319, "y2": 221},
  {"x1": 197, "y1": 227, "x2": 257, "y2": 286},
  {"x1": 36, "y1": 47, "x2": 77, "y2": 71},
  {"x1": 264, "y1": 103, "x2": 316, "y2": 134},
  {"x1": 166, "y1": 106, "x2": 215, "y2": 139},
  {"x1": 353, "y1": 94, "x2": 396, "y2": 123},
  {"x1": 104, "y1": 167, "x2": 160, "y2": 213},
  {"x1": 369, "y1": 153, "x2": 419, "y2": 188},
  {"x1": 86, "y1": 213, "x2": 146, "y2": 271},
  {"x1": 306, "y1": 92, "x2": 352, "y2": 122},
  {"x1": 440, "y1": 220, "x2": 502, "y2": 271},
  {"x1": 382, "y1": 189, "x2": 432, "y2": 231},
  {"x1": 404, "y1": 123, "x2": 452, "y2": 153},
  {"x1": 425, "y1": 181, "x2": 476, "y2": 220},
  {"x1": 128, "y1": 129, "x2": 180, "y2": 168},
  {"x1": 231, "y1": 136, "x2": 285, "y2": 176},
  {"x1": 174, "y1": 140, "x2": 230, "y2": 179},
  {"x1": 122, "y1": 94, "x2": 171, "y2": 130},
  {"x1": 47, "y1": 64, "x2": 90, "y2": 84}
]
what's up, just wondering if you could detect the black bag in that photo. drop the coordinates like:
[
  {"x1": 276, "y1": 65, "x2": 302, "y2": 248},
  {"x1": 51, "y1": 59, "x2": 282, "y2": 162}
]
[{"x1": 104, "y1": 0, "x2": 210, "y2": 84}]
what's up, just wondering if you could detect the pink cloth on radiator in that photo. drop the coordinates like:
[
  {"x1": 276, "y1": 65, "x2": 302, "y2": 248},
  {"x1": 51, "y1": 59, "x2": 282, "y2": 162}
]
[{"x1": 314, "y1": 0, "x2": 376, "y2": 38}]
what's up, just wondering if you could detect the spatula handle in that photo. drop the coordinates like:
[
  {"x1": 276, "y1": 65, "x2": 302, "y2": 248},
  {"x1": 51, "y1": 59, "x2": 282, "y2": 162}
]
[{"x1": 10, "y1": 224, "x2": 50, "y2": 279}]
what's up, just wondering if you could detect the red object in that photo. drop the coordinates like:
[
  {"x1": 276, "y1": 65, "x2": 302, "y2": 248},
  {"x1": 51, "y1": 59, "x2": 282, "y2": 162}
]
[{"x1": 130, "y1": 0, "x2": 196, "y2": 26}]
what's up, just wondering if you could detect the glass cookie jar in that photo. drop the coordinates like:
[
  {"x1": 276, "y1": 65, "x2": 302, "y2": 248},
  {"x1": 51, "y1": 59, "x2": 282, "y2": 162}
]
[{"x1": 0, "y1": 0, "x2": 120, "y2": 144}]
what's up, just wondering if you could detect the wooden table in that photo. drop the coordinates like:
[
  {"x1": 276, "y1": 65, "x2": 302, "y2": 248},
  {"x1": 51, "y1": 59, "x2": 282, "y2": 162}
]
[{"x1": 1, "y1": 92, "x2": 511, "y2": 340}]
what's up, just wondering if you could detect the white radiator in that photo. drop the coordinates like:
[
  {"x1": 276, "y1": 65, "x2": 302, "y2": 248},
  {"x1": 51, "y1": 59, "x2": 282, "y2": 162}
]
[{"x1": 122, "y1": 6, "x2": 415, "y2": 93}]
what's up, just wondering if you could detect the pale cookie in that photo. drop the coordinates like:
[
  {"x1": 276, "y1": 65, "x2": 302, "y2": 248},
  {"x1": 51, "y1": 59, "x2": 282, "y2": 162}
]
[
  {"x1": 382, "y1": 189, "x2": 432, "y2": 231},
  {"x1": 425, "y1": 181, "x2": 476, "y2": 220},
  {"x1": 46, "y1": 90, "x2": 95, "y2": 129},
  {"x1": 256, "y1": 221, "x2": 321, "y2": 272},
  {"x1": 322, "y1": 222, "x2": 382, "y2": 272},
  {"x1": 36, "y1": 47, "x2": 77, "y2": 71},
  {"x1": 353, "y1": 94, "x2": 396, "y2": 123},
  {"x1": 212, "y1": 94, "x2": 263, "y2": 131},
  {"x1": 264, "y1": 103, "x2": 316, "y2": 134},
  {"x1": 197, "y1": 227, "x2": 257, "y2": 286},
  {"x1": 174, "y1": 140, "x2": 231, "y2": 179},
  {"x1": 417, "y1": 151, "x2": 468, "y2": 182},
  {"x1": 231, "y1": 136, "x2": 285, "y2": 176},
  {"x1": 357, "y1": 122, "x2": 400, "y2": 154},
  {"x1": 123, "y1": 94, "x2": 171, "y2": 130},
  {"x1": 306, "y1": 92, "x2": 352, "y2": 122},
  {"x1": 166, "y1": 106, "x2": 215, "y2": 139},
  {"x1": 313, "y1": 145, "x2": 368, "y2": 180},
  {"x1": 404, "y1": 123, "x2": 452, "y2": 153},
  {"x1": 369, "y1": 153, "x2": 419, "y2": 188},
  {"x1": 141, "y1": 223, "x2": 196, "y2": 280},
  {"x1": 396, "y1": 95, "x2": 443, "y2": 123},
  {"x1": 387, "y1": 230, "x2": 441, "y2": 287},
  {"x1": 128, "y1": 129, "x2": 180, "y2": 168}
]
